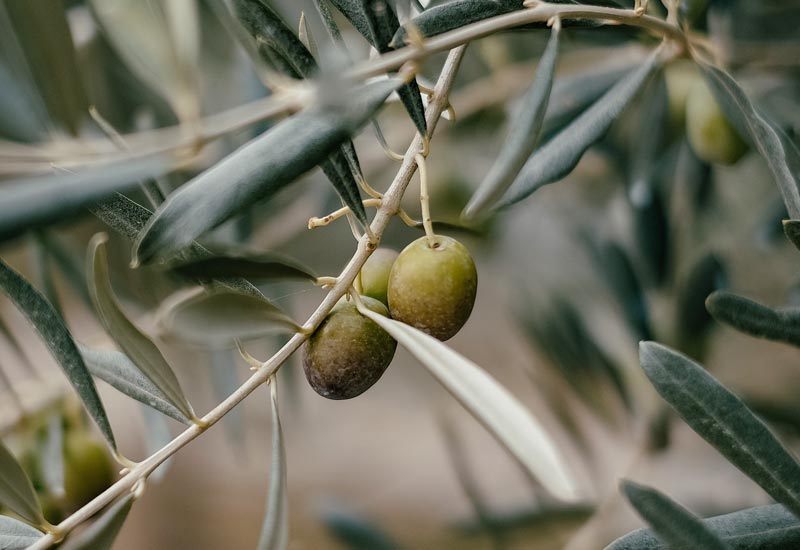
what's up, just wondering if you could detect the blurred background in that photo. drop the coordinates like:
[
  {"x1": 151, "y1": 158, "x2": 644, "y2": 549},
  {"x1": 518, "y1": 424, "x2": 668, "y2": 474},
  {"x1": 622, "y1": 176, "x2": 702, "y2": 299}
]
[{"x1": 1, "y1": 0, "x2": 800, "y2": 548}]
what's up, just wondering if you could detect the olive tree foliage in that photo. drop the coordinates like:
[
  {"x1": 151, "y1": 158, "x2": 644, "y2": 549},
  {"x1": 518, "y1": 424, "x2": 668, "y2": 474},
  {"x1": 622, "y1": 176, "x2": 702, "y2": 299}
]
[{"x1": 0, "y1": 0, "x2": 798, "y2": 548}]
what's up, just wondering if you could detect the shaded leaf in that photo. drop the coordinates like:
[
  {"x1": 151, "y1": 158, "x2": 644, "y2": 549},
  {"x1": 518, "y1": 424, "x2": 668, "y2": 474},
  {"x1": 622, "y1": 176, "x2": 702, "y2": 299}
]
[
  {"x1": 0, "y1": 440, "x2": 42, "y2": 526},
  {"x1": 0, "y1": 515, "x2": 43, "y2": 549},
  {"x1": 498, "y1": 50, "x2": 661, "y2": 209},
  {"x1": 313, "y1": 0, "x2": 346, "y2": 47},
  {"x1": 60, "y1": 494, "x2": 134, "y2": 550},
  {"x1": 257, "y1": 378, "x2": 288, "y2": 550},
  {"x1": 35, "y1": 232, "x2": 93, "y2": 310},
  {"x1": 0, "y1": 259, "x2": 116, "y2": 451},
  {"x1": 357, "y1": 303, "x2": 579, "y2": 502},
  {"x1": 700, "y1": 64, "x2": 800, "y2": 219},
  {"x1": 607, "y1": 504, "x2": 800, "y2": 550},
  {"x1": 168, "y1": 248, "x2": 316, "y2": 282},
  {"x1": 674, "y1": 253, "x2": 726, "y2": 360},
  {"x1": 0, "y1": 155, "x2": 173, "y2": 244},
  {"x1": 133, "y1": 78, "x2": 399, "y2": 264},
  {"x1": 88, "y1": 234, "x2": 195, "y2": 421},
  {"x1": 784, "y1": 220, "x2": 800, "y2": 252},
  {"x1": 319, "y1": 503, "x2": 399, "y2": 550},
  {"x1": 639, "y1": 342, "x2": 800, "y2": 516},
  {"x1": 706, "y1": 290, "x2": 800, "y2": 348},
  {"x1": 463, "y1": 23, "x2": 560, "y2": 219},
  {"x1": 621, "y1": 480, "x2": 730, "y2": 550},
  {"x1": 41, "y1": 415, "x2": 65, "y2": 499},
  {"x1": 79, "y1": 345, "x2": 189, "y2": 424},
  {"x1": 0, "y1": 62, "x2": 46, "y2": 142},
  {"x1": 157, "y1": 287, "x2": 298, "y2": 348}
]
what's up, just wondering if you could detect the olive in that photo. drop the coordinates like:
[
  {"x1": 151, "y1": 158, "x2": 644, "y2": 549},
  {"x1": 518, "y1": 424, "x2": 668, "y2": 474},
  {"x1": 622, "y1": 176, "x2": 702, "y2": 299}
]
[
  {"x1": 359, "y1": 248, "x2": 398, "y2": 306},
  {"x1": 665, "y1": 59, "x2": 699, "y2": 131},
  {"x1": 63, "y1": 430, "x2": 114, "y2": 510},
  {"x1": 388, "y1": 235, "x2": 477, "y2": 341},
  {"x1": 302, "y1": 297, "x2": 397, "y2": 400},
  {"x1": 686, "y1": 76, "x2": 748, "y2": 165}
]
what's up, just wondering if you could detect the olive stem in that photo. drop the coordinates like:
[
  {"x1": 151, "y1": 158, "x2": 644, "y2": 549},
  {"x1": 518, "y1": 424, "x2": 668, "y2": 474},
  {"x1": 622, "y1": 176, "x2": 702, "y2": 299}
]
[
  {"x1": 308, "y1": 199, "x2": 382, "y2": 229},
  {"x1": 416, "y1": 153, "x2": 437, "y2": 247},
  {"x1": 24, "y1": 45, "x2": 468, "y2": 550}
]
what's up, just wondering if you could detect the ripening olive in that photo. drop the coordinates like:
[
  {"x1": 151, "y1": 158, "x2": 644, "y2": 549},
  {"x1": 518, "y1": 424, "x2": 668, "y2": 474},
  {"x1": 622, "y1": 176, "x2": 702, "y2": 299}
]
[
  {"x1": 359, "y1": 248, "x2": 398, "y2": 306},
  {"x1": 665, "y1": 59, "x2": 699, "y2": 131},
  {"x1": 388, "y1": 236, "x2": 477, "y2": 341},
  {"x1": 686, "y1": 77, "x2": 748, "y2": 165},
  {"x1": 302, "y1": 297, "x2": 397, "y2": 400},
  {"x1": 63, "y1": 431, "x2": 114, "y2": 510}
]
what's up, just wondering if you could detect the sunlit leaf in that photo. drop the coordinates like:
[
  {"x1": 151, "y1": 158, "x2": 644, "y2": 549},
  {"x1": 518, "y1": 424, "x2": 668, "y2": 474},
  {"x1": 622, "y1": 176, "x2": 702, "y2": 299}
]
[
  {"x1": 463, "y1": 23, "x2": 559, "y2": 219},
  {"x1": 79, "y1": 345, "x2": 189, "y2": 424},
  {"x1": 498, "y1": 49, "x2": 661, "y2": 209},
  {"x1": 0, "y1": 155, "x2": 173, "y2": 244},
  {"x1": 607, "y1": 504, "x2": 800, "y2": 550},
  {"x1": 0, "y1": 515, "x2": 43, "y2": 549},
  {"x1": 0, "y1": 259, "x2": 116, "y2": 451},
  {"x1": 88, "y1": 233, "x2": 195, "y2": 422},
  {"x1": 0, "y1": 439, "x2": 43, "y2": 526},
  {"x1": 357, "y1": 304, "x2": 579, "y2": 502},
  {"x1": 706, "y1": 290, "x2": 800, "y2": 348},
  {"x1": 700, "y1": 64, "x2": 800, "y2": 219},
  {"x1": 621, "y1": 480, "x2": 730, "y2": 550},
  {"x1": 60, "y1": 494, "x2": 134, "y2": 550},
  {"x1": 157, "y1": 287, "x2": 298, "y2": 348},
  {"x1": 133, "y1": 78, "x2": 399, "y2": 265},
  {"x1": 257, "y1": 378, "x2": 288, "y2": 550},
  {"x1": 639, "y1": 342, "x2": 800, "y2": 516}
]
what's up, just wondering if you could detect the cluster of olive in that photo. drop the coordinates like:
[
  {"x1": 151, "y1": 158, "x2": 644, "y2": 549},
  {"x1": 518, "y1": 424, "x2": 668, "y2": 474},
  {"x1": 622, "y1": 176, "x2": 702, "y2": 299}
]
[
  {"x1": 666, "y1": 60, "x2": 748, "y2": 165},
  {"x1": 302, "y1": 235, "x2": 478, "y2": 400}
]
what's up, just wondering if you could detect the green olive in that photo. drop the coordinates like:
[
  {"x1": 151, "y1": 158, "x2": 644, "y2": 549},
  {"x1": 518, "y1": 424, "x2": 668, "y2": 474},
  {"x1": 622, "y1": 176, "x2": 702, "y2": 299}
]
[
  {"x1": 686, "y1": 77, "x2": 748, "y2": 165},
  {"x1": 302, "y1": 297, "x2": 397, "y2": 400},
  {"x1": 359, "y1": 248, "x2": 398, "y2": 306},
  {"x1": 665, "y1": 59, "x2": 699, "y2": 131},
  {"x1": 63, "y1": 431, "x2": 114, "y2": 511},
  {"x1": 388, "y1": 235, "x2": 477, "y2": 341}
]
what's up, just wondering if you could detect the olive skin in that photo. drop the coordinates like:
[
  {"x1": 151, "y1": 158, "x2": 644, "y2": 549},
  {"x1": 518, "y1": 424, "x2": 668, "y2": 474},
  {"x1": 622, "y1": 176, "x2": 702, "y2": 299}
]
[
  {"x1": 63, "y1": 431, "x2": 114, "y2": 510},
  {"x1": 302, "y1": 297, "x2": 397, "y2": 400},
  {"x1": 359, "y1": 248, "x2": 398, "y2": 306},
  {"x1": 665, "y1": 60, "x2": 699, "y2": 131},
  {"x1": 686, "y1": 77, "x2": 748, "y2": 165},
  {"x1": 388, "y1": 236, "x2": 477, "y2": 341}
]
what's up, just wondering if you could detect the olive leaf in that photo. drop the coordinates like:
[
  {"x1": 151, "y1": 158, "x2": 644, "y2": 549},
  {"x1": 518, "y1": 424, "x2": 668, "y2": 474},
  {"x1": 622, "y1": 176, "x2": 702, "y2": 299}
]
[
  {"x1": 463, "y1": 22, "x2": 560, "y2": 219},
  {"x1": 167, "y1": 247, "x2": 316, "y2": 283},
  {"x1": 699, "y1": 64, "x2": 800, "y2": 219},
  {"x1": 498, "y1": 49, "x2": 662, "y2": 209},
  {"x1": 0, "y1": 439, "x2": 43, "y2": 527},
  {"x1": 0, "y1": 259, "x2": 117, "y2": 451},
  {"x1": 298, "y1": 12, "x2": 318, "y2": 57},
  {"x1": 674, "y1": 253, "x2": 726, "y2": 360},
  {"x1": 357, "y1": 304, "x2": 579, "y2": 502},
  {"x1": 319, "y1": 503, "x2": 400, "y2": 550},
  {"x1": 783, "y1": 220, "x2": 800, "y2": 252},
  {"x1": 79, "y1": 345, "x2": 190, "y2": 424},
  {"x1": 0, "y1": 155, "x2": 173, "y2": 244},
  {"x1": 89, "y1": 194, "x2": 264, "y2": 300},
  {"x1": 35, "y1": 231, "x2": 93, "y2": 310},
  {"x1": 607, "y1": 504, "x2": 800, "y2": 550},
  {"x1": 60, "y1": 494, "x2": 134, "y2": 550},
  {"x1": 639, "y1": 342, "x2": 800, "y2": 516},
  {"x1": 88, "y1": 233, "x2": 196, "y2": 422},
  {"x1": 621, "y1": 480, "x2": 730, "y2": 550},
  {"x1": 156, "y1": 287, "x2": 299, "y2": 348},
  {"x1": 0, "y1": 515, "x2": 43, "y2": 550},
  {"x1": 706, "y1": 290, "x2": 800, "y2": 348},
  {"x1": 133, "y1": 78, "x2": 400, "y2": 265},
  {"x1": 0, "y1": 62, "x2": 46, "y2": 142},
  {"x1": 257, "y1": 378, "x2": 288, "y2": 550},
  {"x1": 41, "y1": 415, "x2": 65, "y2": 499},
  {"x1": 313, "y1": 0, "x2": 346, "y2": 47}
]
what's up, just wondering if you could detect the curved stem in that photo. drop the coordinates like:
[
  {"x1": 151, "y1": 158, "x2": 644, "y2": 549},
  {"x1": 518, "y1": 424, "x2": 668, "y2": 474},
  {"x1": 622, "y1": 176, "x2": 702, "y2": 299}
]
[{"x1": 25, "y1": 45, "x2": 468, "y2": 550}]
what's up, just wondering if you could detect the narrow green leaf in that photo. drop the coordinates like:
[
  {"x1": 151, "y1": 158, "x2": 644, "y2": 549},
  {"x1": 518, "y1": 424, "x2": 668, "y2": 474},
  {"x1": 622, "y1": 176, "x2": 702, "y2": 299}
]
[
  {"x1": 257, "y1": 378, "x2": 288, "y2": 550},
  {"x1": 674, "y1": 253, "x2": 726, "y2": 359},
  {"x1": 783, "y1": 220, "x2": 800, "y2": 252},
  {"x1": 0, "y1": 439, "x2": 43, "y2": 526},
  {"x1": 700, "y1": 65, "x2": 800, "y2": 219},
  {"x1": 319, "y1": 502, "x2": 399, "y2": 550},
  {"x1": 298, "y1": 12, "x2": 318, "y2": 57},
  {"x1": 157, "y1": 287, "x2": 299, "y2": 348},
  {"x1": 357, "y1": 303, "x2": 579, "y2": 502},
  {"x1": 79, "y1": 345, "x2": 190, "y2": 424},
  {"x1": 498, "y1": 50, "x2": 661, "y2": 209},
  {"x1": 621, "y1": 480, "x2": 730, "y2": 550},
  {"x1": 328, "y1": 0, "x2": 373, "y2": 39},
  {"x1": 168, "y1": 248, "x2": 316, "y2": 282},
  {"x1": 0, "y1": 155, "x2": 173, "y2": 244},
  {"x1": 133, "y1": 78, "x2": 399, "y2": 264},
  {"x1": 0, "y1": 515, "x2": 43, "y2": 549},
  {"x1": 313, "y1": 0, "x2": 346, "y2": 47},
  {"x1": 0, "y1": 259, "x2": 116, "y2": 451},
  {"x1": 607, "y1": 504, "x2": 800, "y2": 550},
  {"x1": 706, "y1": 290, "x2": 800, "y2": 348},
  {"x1": 0, "y1": 62, "x2": 46, "y2": 142},
  {"x1": 463, "y1": 23, "x2": 560, "y2": 219},
  {"x1": 41, "y1": 415, "x2": 65, "y2": 499},
  {"x1": 89, "y1": 194, "x2": 265, "y2": 300},
  {"x1": 35, "y1": 232, "x2": 93, "y2": 310},
  {"x1": 639, "y1": 342, "x2": 800, "y2": 516},
  {"x1": 60, "y1": 494, "x2": 134, "y2": 550},
  {"x1": 88, "y1": 233, "x2": 195, "y2": 422}
]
